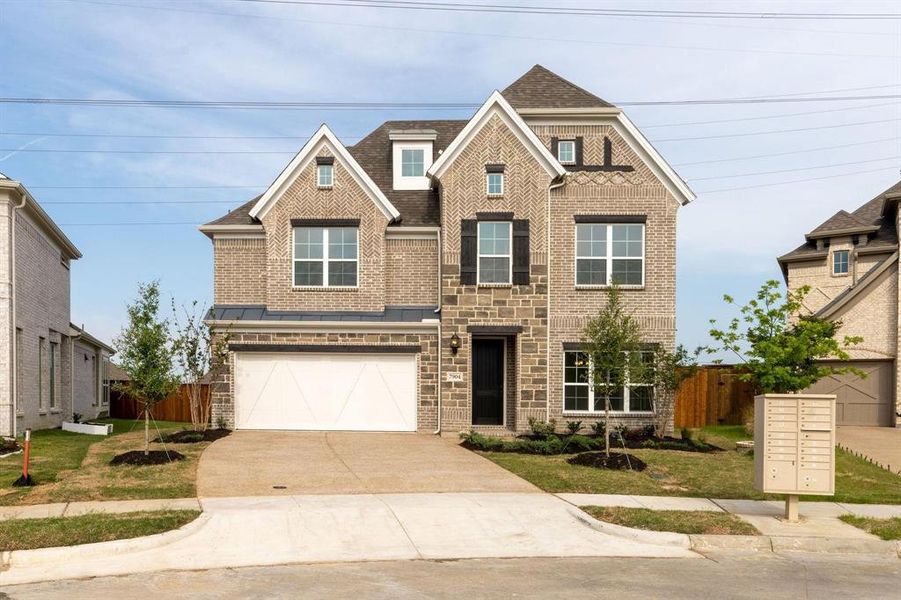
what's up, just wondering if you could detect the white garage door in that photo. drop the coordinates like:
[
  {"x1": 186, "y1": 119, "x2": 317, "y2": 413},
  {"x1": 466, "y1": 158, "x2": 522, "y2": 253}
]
[{"x1": 234, "y1": 352, "x2": 417, "y2": 431}]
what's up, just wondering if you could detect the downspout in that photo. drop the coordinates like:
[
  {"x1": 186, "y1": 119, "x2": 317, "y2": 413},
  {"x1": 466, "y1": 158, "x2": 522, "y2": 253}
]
[
  {"x1": 547, "y1": 177, "x2": 566, "y2": 422},
  {"x1": 70, "y1": 326, "x2": 83, "y2": 422},
  {"x1": 433, "y1": 193, "x2": 443, "y2": 435},
  {"x1": 10, "y1": 192, "x2": 26, "y2": 438}
]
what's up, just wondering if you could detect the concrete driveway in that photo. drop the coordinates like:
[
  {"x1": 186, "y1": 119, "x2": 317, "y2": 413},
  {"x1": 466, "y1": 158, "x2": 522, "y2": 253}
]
[
  {"x1": 837, "y1": 426, "x2": 901, "y2": 475},
  {"x1": 196, "y1": 431, "x2": 538, "y2": 496}
]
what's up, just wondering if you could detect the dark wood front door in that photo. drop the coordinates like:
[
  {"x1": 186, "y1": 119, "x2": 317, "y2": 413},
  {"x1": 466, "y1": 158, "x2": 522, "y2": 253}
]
[{"x1": 472, "y1": 338, "x2": 505, "y2": 425}]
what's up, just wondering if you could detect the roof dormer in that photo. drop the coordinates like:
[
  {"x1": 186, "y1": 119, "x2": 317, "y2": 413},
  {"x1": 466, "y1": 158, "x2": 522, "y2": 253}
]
[{"x1": 389, "y1": 129, "x2": 436, "y2": 191}]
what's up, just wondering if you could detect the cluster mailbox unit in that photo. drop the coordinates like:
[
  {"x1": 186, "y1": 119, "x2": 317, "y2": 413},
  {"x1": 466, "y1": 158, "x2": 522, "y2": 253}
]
[{"x1": 754, "y1": 394, "x2": 836, "y2": 521}]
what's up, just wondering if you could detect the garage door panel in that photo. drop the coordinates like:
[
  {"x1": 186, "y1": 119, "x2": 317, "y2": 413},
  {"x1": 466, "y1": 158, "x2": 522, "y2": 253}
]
[
  {"x1": 806, "y1": 361, "x2": 894, "y2": 427},
  {"x1": 235, "y1": 353, "x2": 417, "y2": 431}
]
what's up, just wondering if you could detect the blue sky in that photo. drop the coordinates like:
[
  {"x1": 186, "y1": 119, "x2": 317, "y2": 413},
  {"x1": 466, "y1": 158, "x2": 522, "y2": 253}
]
[{"x1": 1, "y1": 0, "x2": 900, "y2": 357}]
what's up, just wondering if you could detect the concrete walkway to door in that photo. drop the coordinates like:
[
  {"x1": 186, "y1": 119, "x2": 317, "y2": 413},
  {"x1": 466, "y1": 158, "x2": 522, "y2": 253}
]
[
  {"x1": 196, "y1": 431, "x2": 538, "y2": 497},
  {"x1": 837, "y1": 426, "x2": 901, "y2": 475}
]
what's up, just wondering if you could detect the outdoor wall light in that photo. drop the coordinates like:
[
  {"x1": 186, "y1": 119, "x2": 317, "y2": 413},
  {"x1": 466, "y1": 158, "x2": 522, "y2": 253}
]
[{"x1": 449, "y1": 333, "x2": 461, "y2": 355}]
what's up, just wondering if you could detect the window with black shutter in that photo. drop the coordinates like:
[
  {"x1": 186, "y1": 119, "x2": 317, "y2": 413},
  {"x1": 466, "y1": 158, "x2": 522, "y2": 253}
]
[
  {"x1": 512, "y1": 219, "x2": 530, "y2": 285},
  {"x1": 460, "y1": 219, "x2": 477, "y2": 285}
]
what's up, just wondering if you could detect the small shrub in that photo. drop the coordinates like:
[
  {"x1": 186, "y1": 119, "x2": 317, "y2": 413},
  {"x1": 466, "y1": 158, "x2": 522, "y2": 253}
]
[
  {"x1": 680, "y1": 427, "x2": 695, "y2": 442},
  {"x1": 741, "y1": 403, "x2": 755, "y2": 437},
  {"x1": 216, "y1": 415, "x2": 228, "y2": 430},
  {"x1": 565, "y1": 421, "x2": 583, "y2": 435},
  {"x1": 72, "y1": 413, "x2": 83, "y2": 424},
  {"x1": 528, "y1": 417, "x2": 557, "y2": 439},
  {"x1": 642, "y1": 424, "x2": 656, "y2": 439},
  {"x1": 591, "y1": 421, "x2": 606, "y2": 437},
  {"x1": 642, "y1": 439, "x2": 659, "y2": 449}
]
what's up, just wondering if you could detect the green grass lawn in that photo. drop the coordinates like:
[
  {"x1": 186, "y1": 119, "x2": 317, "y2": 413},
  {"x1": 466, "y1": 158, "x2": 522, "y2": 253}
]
[
  {"x1": 0, "y1": 510, "x2": 200, "y2": 551},
  {"x1": 583, "y1": 506, "x2": 760, "y2": 535},
  {"x1": 0, "y1": 418, "x2": 205, "y2": 506},
  {"x1": 839, "y1": 515, "x2": 901, "y2": 540},
  {"x1": 479, "y1": 426, "x2": 901, "y2": 505}
]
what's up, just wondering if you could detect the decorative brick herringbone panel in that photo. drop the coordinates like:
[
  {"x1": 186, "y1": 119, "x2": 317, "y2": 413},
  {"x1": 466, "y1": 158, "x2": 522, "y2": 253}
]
[
  {"x1": 261, "y1": 150, "x2": 390, "y2": 312},
  {"x1": 214, "y1": 238, "x2": 266, "y2": 305},
  {"x1": 386, "y1": 238, "x2": 438, "y2": 306}
]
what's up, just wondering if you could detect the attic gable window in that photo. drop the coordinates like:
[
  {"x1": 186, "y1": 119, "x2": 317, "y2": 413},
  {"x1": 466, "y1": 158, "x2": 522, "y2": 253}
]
[
  {"x1": 401, "y1": 149, "x2": 425, "y2": 177},
  {"x1": 833, "y1": 249, "x2": 850, "y2": 276},
  {"x1": 557, "y1": 140, "x2": 575, "y2": 164},
  {"x1": 316, "y1": 157, "x2": 334, "y2": 188},
  {"x1": 390, "y1": 129, "x2": 436, "y2": 191}
]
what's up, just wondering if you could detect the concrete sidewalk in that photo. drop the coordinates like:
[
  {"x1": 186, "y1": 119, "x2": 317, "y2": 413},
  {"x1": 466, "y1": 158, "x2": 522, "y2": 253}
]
[
  {"x1": 0, "y1": 498, "x2": 201, "y2": 521},
  {"x1": 557, "y1": 493, "x2": 901, "y2": 539},
  {"x1": 0, "y1": 493, "x2": 695, "y2": 586}
]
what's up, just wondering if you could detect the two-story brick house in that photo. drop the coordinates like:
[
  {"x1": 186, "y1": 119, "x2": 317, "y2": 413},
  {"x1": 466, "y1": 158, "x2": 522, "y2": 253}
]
[
  {"x1": 200, "y1": 66, "x2": 694, "y2": 434},
  {"x1": 1, "y1": 173, "x2": 114, "y2": 437},
  {"x1": 778, "y1": 181, "x2": 900, "y2": 427}
]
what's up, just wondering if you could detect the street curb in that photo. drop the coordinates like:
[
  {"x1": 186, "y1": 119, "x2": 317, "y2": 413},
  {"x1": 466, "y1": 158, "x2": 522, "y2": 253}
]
[
  {"x1": 0, "y1": 512, "x2": 211, "y2": 573},
  {"x1": 567, "y1": 506, "x2": 692, "y2": 549},
  {"x1": 689, "y1": 535, "x2": 773, "y2": 553},
  {"x1": 768, "y1": 536, "x2": 901, "y2": 557}
]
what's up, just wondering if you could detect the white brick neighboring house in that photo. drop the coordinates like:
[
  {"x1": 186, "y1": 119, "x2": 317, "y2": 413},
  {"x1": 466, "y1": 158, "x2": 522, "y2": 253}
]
[
  {"x1": 0, "y1": 173, "x2": 114, "y2": 437},
  {"x1": 778, "y1": 181, "x2": 900, "y2": 427}
]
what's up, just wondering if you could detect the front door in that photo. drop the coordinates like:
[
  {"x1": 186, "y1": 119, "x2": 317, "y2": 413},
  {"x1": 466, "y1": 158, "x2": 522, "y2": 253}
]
[{"x1": 472, "y1": 339, "x2": 505, "y2": 425}]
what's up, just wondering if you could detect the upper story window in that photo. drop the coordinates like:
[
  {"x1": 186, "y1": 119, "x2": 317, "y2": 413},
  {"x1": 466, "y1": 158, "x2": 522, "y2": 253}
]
[
  {"x1": 401, "y1": 149, "x2": 425, "y2": 177},
  {"x1": 478, "y1": 221, "x2": 512, "y2": 285},
  {"x1": 293, "y1": 226, "x2": 358, "y2": 287},
  {"x1": 390, "y1": 130, "x2": 436, "y2": 191},
  {"x1": 575, "y1": 222, "x2": 645, "y2": 287},
  {"x1": 317, "y1": 164, "x2": 333, "y2": 188},
  {"x1": 486, "y1": 173, "x2": 504, "y2": 196},
  {"x1": 557, "y1": 140, "x2": 576, "y2": 164},
  {"x1": 833, "y1": 249, "x2": 850, "y2": 276},
  {"x1": 564, "y1": 350, "x2": 654, "y2": 413}
]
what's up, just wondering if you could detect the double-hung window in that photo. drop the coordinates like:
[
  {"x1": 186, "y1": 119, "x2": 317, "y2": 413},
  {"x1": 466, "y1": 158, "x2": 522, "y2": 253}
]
[
  {"x1": 316, "y1": 164, "x2": 333, "y2": 188},
  {"x1": 293, "y1": 227, "x2": 358, "y2": 287},
  {"x1": 563, "y1": 350, "x2": 654, "y2": 413},
  {"x1": 38, "y1": 337, "x2": 45, "y2": 410},
  {"x1": 557, "y1": 140, "x2": 575, "y2": 164},
  {"x1": 486, "y1": 173, "x2": 504, "y2": 196},
  {"x1": 576, "y1": 223, "x2": 644, "y2": 286},
  {"x1": 833, "y1": 249, "x2": 850, "y2": 275},
  {"x1": 49, "y1": 341, "x2": 58, "y2": 409},
  {"x1": 477, "y1": 221, "x2": 512, "y2": 285}
]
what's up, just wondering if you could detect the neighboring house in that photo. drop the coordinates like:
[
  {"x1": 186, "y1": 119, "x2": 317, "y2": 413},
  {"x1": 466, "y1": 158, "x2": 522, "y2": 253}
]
[
  {"x1": 0, "y1": 173, "x2": 114, "y2": 436},
  {"x1": 200, "y1": 65, "x2": 695, "y2": 434},
  {"x1": 778, "y1": 181, "x2": 900, "y2": 427},
  {"x1": 70, "y1": 324, "x2": 115, "y2": 422}
]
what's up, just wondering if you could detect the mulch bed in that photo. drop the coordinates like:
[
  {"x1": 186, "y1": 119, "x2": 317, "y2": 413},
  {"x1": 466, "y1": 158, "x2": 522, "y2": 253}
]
[
  {"x1": 155, "y1": 429, "x2": 231, "y2": 444},
  {"x1": 567, "y1": 451, "x2": 648, "y2": 471},
  {"x1": 0, "y1": 439, "x2": 20, "y2": 456},
  {"x1": 109, "y1": 450, "x2": 186, "y2": 466}
]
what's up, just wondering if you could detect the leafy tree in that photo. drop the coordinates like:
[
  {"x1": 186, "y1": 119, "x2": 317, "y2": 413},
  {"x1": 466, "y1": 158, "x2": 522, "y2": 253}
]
[
  {"x1": 172, "y1": 301, "x2": 229, "y2": 432},
  {"x1": 648, "y1": 344, "x2": 701, "y2": 437},
  {"x1": 582, "y1": 286, "x2": 646, "y2": 456},
  {"x1": 707, "y1": 280, "x2": 863, "y2": 394},
  {"x1": 114, "y1": 281, "x2": 179, "y2": 455}
]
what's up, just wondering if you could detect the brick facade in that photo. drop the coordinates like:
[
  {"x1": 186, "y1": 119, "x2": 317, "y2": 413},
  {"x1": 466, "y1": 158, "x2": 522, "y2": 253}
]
[
  {"x1": 213, "y1": 237, "x2": 266, "y2": 305},
  {"x1": 385, "y1": 238, "x2": 438, "y2": 306}
]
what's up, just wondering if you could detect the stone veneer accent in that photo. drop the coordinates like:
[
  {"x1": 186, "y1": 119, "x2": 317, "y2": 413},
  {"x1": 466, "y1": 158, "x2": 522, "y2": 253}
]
[{"x1": 210, "y1": 331, "x2": 439, "y2": 431}]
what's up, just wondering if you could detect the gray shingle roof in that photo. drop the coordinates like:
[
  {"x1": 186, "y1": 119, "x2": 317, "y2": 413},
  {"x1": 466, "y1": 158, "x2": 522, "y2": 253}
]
[
  {"x1": 502, "y1": 64, "x2": 614, "y2": 110},
  {"x1": 806, "y1": 210, "x2": 869, "y2": 238},
  {"x1": 779, "y1": 180, "x2": 900, "y2": 264},
  {"x1": 203, "y1": 196, "x2": 261, "y2": 226},
  {"x1": 207, "y1": 305, "x2": 439, "y2": 322}
]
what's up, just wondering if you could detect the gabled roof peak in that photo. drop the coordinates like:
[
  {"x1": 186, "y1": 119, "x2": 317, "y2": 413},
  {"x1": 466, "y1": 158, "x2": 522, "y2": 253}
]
[{"x1": 502, "y1": 65, "x2": 614, "y2": 110}]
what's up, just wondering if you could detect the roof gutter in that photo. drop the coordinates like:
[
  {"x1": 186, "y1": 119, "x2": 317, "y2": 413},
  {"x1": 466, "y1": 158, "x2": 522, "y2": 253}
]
[{"x1": 203, "y1": 319, "x2": 440, "y2": 335}]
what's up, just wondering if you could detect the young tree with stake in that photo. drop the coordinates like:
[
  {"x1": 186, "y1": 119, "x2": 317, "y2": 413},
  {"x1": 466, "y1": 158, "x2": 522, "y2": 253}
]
[{"x1": 115, "y1": 281, "x2": 179, "y2": 456}]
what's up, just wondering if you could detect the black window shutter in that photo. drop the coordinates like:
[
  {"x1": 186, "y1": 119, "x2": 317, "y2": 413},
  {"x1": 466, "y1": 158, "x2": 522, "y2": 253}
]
[
  {"x1": 550, "y1": 137, "x2": 559, "y2": 159},
  {"x1": 460, "y1": 219, "x2": 477, "y2": 285},
  {"x1": 574, "y1": 137, "x2": 584, "y2": 166},
  {"x1": 512, "y1": 219, "x2": 530, "y2": 285}
]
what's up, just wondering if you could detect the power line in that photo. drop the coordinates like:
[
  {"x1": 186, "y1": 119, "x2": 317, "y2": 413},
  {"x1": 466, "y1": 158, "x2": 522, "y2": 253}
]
[
  {"x1": 32, "y1": 185, "x2": 263, "y2": 190},
  {"x1": 43, "y1": 199, "x2": 246, "y2": 205},
  {"x1": 696, "y1": 166, "x2": 899, "y2": 194},
  {"x1": 674, "y1": 136, "x2": 901, "y2": 167},
  {"x1": 4, "y1": 93, "x2": 901, "y2": 110},
  {"x1": 58, "y1": 221, "x2": 201, "y2": 226},
  {"x1": 654, "y1": 116, "x2": 901, "y2": 142},
  {"x1": 229, "y1": 0, "x2": 901, "y2": 21},
  {"x1": 691, "y1": 156, "x2": 901, "y2": 182}
]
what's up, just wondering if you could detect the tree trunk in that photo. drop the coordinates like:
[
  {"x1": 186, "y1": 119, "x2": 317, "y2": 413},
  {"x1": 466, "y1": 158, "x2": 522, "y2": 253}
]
[
  {"x1": 604, "y1": 394, "x2": 611, "y2": 457},
  {"x1": 144, "y1": 406, "x2": 150, "y2": 456}
]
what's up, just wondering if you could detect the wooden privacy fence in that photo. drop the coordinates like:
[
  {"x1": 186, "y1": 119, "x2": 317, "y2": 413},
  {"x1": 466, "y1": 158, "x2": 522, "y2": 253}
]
[
  {"x1": 674, "y1": 366, "x2": 756, "y2": 428},
  {"x1": 110, "y1": 384, "x2": 211, "y2": 423}
]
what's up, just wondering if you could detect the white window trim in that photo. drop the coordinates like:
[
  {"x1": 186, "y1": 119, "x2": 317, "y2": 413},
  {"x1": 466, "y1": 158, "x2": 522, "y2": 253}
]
[
  {"x1": 557, "y1": 140, "x2": 576, "y2": 164},
  {"x1": 486, "y1": 172, "x2": 504, "y2": 196},
  {"x1": 316, "y1": 164, "x2": 334, "y2": 188},
  {"x1": 477, "y1": 221, "x2": 513, "y2": 286},
  {"x1": 292, "y1": 227, "x2": 359, "y2": 289},
  {"x1": 49, "y1": 341, "x2": 58, "y2": 409},
  {"x1": 562, "y1": 350, "x2": 655, "y2": 415},
  {"x1": 832, "y1": 249, "x2": 850, "y2": 276},
  {"x1": 574, "y1": 223, "x2": 646, "y2": 288},
  {"x1": 392, "y1": 141, "x2": 433, "y2": 190},
  {"x1": 38, "y1": 336, "x2": 45, "y2": 411}
]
